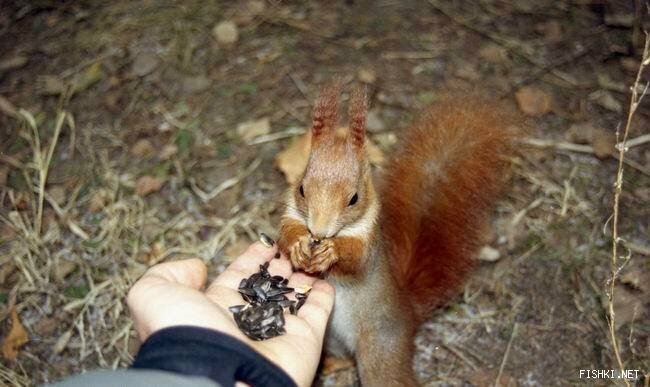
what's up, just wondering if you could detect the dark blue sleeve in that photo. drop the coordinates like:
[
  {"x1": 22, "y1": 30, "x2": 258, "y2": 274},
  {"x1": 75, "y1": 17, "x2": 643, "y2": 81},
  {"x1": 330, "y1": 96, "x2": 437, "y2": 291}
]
[{"x1": 131, "y1": 326, "x2": 297, "y2": 387}]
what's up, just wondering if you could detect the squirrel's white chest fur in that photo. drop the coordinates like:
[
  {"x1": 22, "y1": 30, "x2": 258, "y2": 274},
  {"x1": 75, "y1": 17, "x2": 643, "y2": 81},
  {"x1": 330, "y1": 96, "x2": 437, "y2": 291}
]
[{"x1": 328, "y1": 281, "x2": 358, "y2": 354}]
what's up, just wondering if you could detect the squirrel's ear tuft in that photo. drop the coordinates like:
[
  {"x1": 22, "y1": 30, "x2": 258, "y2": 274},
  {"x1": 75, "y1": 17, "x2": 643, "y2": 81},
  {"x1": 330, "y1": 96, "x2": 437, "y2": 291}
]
[
  {"x1": 312, "y1": 81, "x2": 341, "y2": 140},
  {"x1": 348, "y1": 85, "x2": 367, "y2": 150}
]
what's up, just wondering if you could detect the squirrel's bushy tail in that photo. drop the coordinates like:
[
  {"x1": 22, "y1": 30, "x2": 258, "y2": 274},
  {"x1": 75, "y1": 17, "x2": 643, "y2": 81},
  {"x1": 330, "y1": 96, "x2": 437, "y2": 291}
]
[{"x1": 380, "y1": 96, "x2": 515, "y2": 321}]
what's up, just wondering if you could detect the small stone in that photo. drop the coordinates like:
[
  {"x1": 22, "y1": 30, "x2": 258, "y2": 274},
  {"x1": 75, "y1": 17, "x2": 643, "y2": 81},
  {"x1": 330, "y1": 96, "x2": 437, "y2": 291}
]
[
  {"x1": 366, "y1": 109, "x2": 386, "y2": 132},
  {"x1": 477, "y1": 246, "x2": 501, "y2": 262},
  {"x1": 244, "y1": 0, "x2": 266, "y2": 16},
  {"x1": 454, "y1": 63, "x2": 481, "y2": 81},
  {"x1": 182, "y1": 75, "x2": 212, "y2": 94},
  {"x1": 373, "y1": 132, "x2": 397, "y2": 148},
  {"x1": 213, "y1": 21, "x2": 239, "y2": 46},
  {"x1": 38, "y1": 76, "x2": 65, "y2": 95},
  {"x1": 131, "y1": 52, "x2": 159, "y2": 77},
  {"x1": 357, "y1": 68, "x2": 376, "y2": 84},
  {"x1": 515, "y1": 86, "x2": 552, "y2": 116},
  {"x1": 237, "y1": 118, "x2": 271, "y2": 142}
]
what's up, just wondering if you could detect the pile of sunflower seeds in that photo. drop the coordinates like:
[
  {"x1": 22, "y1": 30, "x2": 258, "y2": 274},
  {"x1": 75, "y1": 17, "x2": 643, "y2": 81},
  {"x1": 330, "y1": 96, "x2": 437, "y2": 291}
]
[{"x1": 229, "y1": 261, "x2": 311, "y2": 341}]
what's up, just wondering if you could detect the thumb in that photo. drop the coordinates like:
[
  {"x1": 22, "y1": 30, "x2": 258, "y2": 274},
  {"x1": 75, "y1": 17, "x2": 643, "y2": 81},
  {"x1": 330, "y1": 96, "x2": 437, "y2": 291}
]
[{"x1": 127, "y1": 258, "x2": 208, "y2": 309}]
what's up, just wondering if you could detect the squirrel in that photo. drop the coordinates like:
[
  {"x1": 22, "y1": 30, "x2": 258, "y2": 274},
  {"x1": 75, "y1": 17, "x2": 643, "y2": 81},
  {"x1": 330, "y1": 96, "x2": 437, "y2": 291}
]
[{"x1": 277, "y1": 81, "x2": 515, "y2": 386}]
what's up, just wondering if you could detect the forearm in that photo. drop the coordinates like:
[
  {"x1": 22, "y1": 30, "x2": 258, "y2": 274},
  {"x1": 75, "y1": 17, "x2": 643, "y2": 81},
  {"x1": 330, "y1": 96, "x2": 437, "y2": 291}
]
[
  {"x1": 131, "y1": 326, "x2": 296, "y2": 387},
  {"x1": 330, "y1": 236, "x2": 367, "y2": 278}
]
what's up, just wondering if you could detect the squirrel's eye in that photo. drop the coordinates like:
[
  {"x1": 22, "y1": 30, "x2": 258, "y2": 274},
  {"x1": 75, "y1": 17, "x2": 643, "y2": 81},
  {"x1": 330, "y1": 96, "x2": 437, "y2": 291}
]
[
  {"x1": 348, "y1": 193, "x2": 358, "y2": 206},
  {"x1": 299, "y1": 185, "x2": 305, "y2": 197}
]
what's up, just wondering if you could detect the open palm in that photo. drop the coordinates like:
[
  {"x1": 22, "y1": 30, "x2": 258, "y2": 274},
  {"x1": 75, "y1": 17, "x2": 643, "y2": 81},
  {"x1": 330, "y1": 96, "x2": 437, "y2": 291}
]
[{"x1": 127, "y1": 242, "x2": 335, "y2": 387}]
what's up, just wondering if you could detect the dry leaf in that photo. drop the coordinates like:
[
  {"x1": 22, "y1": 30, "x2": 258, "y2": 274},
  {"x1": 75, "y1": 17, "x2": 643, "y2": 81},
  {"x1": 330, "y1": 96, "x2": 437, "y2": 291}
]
[
  {"x1": 275, "y1": 132, "x2": 311, "y2": 185},
  {"x1": 2, "y1": 308, "x2": 29, "y2": 361},
  {"x1": 590, "y1": 128, "x2": 614, "y2": 159},
  {"x1": 0, "y1": 261, "x2": 15, "y2": 284},
  {"x1": 515, "y1": 86, "x2": 552, "y2": 116},
  {"x1": 49, "y1": 185, "x2": 66, "y2": 205},
  {"x1": 566, "y1": 122, "x2": 595, "y2": 144},
  {"x1": 237, "y1": 118, "x2": 271, "y2": 142},
  {"x1": 130, "y1": 139, "x2": 155, "y2": 158},
  {"x1": 160, "y1": 144, "x2": 179, "y2": 160},
  {"x1": 135, "y1": 175, "x2": 165, "y2": 197},
  {"x1": 620, "y1": 57, "x2": 640, "y2": 74},
  {"x1": 0, "y1": 165, "x2": 8, "y2": 186},
  {"x1": 34, "y1": 317, "x2": 59, "y2": 336},
  {"x1": 88, "y1": 190, "x2": 109, "y2": 212},
  {"x1": 479, "y1": 44, "x2": 509, "y2": 64},
  {"x1": 55, "y1": 260, "x2": 77, "y2": 282},
  {"x1": 535, "y1": 20, "x2": 562, "y2": 42},
  {"x1": 275, "y1": 128, "x2": 385, "y2": 184},
  {"x1": 468, "y1": 369, "x2": 517, "y2": 387}
]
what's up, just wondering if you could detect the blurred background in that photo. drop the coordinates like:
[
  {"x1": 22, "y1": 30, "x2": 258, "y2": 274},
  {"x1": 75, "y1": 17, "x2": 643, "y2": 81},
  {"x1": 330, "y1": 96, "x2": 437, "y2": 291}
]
[{"x1": 0, "y1": 1, "x2": 648, "y2": 385}]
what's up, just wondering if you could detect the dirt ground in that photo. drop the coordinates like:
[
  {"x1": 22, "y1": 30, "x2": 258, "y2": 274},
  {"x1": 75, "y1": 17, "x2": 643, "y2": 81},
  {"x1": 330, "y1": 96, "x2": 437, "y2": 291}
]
[{"x1": 1, "y1": 1, "x2": 649, "y2": 386}]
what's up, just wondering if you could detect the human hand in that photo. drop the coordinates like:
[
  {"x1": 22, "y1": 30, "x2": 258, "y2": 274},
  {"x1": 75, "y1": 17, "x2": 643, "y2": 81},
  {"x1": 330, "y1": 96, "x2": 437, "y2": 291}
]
[{"x1": 127, "y1": 242, "x2": 335, "y2": 387}]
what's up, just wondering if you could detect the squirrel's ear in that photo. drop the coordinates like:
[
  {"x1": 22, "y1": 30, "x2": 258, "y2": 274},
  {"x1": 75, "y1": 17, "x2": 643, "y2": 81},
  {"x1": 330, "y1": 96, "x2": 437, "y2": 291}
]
[
  {"x1": 348, "y1": 85, "x2": 367, "y2": 150},
  {"x1": 312, "y1": 81, "x2": 341, "y2": 141}
]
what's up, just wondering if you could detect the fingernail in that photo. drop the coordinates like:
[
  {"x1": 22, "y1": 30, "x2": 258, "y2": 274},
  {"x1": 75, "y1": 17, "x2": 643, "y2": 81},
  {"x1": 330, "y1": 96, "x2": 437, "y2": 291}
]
[{"x1": 259, "y1": 233, "x2": 275, "y2": 248}]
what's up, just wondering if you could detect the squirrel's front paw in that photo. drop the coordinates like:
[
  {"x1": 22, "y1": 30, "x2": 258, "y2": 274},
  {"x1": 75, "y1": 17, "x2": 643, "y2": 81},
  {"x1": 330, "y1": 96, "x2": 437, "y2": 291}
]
[
  {"x1": 306, "y1": 239, "x2": 338, "y2": 273},
  {"x1": 289, "y1": 234, "x2": 312, "y2": 270}
]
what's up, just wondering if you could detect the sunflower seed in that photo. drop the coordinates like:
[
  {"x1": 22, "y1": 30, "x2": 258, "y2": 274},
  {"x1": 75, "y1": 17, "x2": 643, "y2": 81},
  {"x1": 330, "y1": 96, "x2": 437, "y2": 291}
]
[{"x1": 259, "y1": 233, "x2": 275, "y2": 247}]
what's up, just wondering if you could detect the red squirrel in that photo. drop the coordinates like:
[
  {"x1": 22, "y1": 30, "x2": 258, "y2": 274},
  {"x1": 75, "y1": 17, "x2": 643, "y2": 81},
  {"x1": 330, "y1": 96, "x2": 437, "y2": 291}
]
[{"x1": 277, "y1": 82, "x2": 514, "y2": 386}]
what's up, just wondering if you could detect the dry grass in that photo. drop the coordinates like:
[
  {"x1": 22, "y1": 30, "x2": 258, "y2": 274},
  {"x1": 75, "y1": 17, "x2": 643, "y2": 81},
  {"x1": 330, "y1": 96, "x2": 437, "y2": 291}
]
[
  {"x1": 606, "y1": 32, "x2": 650, "y2": 386},
  {"x1": 0, "y1": 1, "x2": 649, "y2": 386}
]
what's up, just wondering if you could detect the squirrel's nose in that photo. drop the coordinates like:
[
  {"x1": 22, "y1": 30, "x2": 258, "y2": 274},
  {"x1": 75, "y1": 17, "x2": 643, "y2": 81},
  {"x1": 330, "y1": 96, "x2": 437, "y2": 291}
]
[{"x1": 308, "y1": 227, "x2": 327, "y2": 240}]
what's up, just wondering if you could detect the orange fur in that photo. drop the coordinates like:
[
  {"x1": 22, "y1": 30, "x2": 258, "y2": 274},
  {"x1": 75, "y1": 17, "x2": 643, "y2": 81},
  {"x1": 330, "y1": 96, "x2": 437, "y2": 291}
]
[
  {"x1": 278, "y1": 85, "x2": 515, "y2": 385},
  {"x1": 328, "y1": 235, "x2": 368, "y2": 278},
  {"x1": 380, "y1": 96, "x2": 515, "y2": 320}
]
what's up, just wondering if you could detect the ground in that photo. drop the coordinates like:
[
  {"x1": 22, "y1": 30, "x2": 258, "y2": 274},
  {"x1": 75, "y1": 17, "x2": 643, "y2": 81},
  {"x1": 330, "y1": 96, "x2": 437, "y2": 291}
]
[{"x1": 0, "y1": 1, "x2": 649, "y2": 386}]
